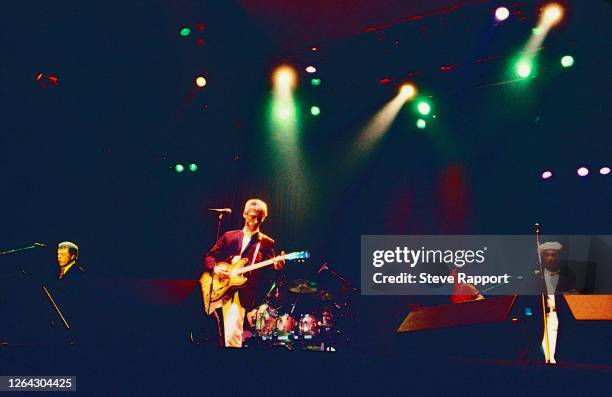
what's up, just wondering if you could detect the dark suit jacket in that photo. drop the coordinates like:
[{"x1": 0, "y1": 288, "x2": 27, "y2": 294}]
[
  {"x1": 203, "y1": 230, "x2": 278, "y2": 309},
  {"x1": 44, "y1": 264, "x2": 96, "y2": 344},
  {"x1": 539, "y1": 265, "x2": 577, "y2": 295},
  {"x1": 47, "y1": 264, "x2": 88, "y2": 315}
]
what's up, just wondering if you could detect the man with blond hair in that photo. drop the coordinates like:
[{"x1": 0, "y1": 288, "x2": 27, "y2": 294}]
[{"x1": 203, "y1": 198, "x2": 284, "y2": 347}]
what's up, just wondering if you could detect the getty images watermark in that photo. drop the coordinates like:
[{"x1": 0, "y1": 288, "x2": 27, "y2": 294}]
[{"x1": 360, "y1": 235, "x2": 612, "y2": 295}]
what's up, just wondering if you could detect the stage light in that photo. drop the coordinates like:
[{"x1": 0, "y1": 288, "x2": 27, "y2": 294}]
[
  {"x1": 541, "y1": 3, "x2": 564, "y2": 26},
  {"x1": 195, "y1": 76, "x2": 207, "y2": 87},
  {"x1": 188, "y1": 163, "x2": 198, "y2": 172},
  {"x1": 305, "y1": 65, "x2": 317, "y2": 74},
  {"x1": 180, "y1": 27, "x2": 191, "y2": 37},
  {"x1": 561, "y1": 55, "x2": 574, "y2": 68},
  {"x1": 600, "y1": 167, "x2": 610, "y2": 175},
  {"x1": 517, "y1": 61, "x2": 532, "y2": 78},
  {"x1": 417, "y1": 101, "x2": 431, "y2": 116},
  {"x1": 310, "y1": 106, "x2": 320, "y2": 116},
  {"x1": 271, "y1": 66, "x2": 298, "y2": 125},
  {"x1": 273, "y1": 65, "x2": 297, "y2": 90},
  {"x1": 398, "y1": 84, "x2": 416, "y2": 100},
  {"x1": 175, "y1": 164, "x2": 185, "y2": 173},
  {"x1": 311, "y1": 78, "x2": 321, "y2": 86},
  {"x1": 541, "y1": 170, "x2": 553, "y2": 180},
  {"x1": 577, "y1": 166, "x2": 589, "y2": 177},
  {"x1": 524, "y1": 307, "x2": 533, "y2": 317},
  {"x1": 495, "y1": 7, "x2": 510, "y2": 21},
  {"x1": 416, "y1": 119, "x2": 427, "y2": 129}
]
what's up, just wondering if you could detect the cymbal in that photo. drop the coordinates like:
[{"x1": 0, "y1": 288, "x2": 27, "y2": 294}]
[
  {"x1": 314, "y1": 290, "x2": 334, "y2": 301},
  {"x1": 288, "y1": 279, "x2": 318, "y2": 294}
]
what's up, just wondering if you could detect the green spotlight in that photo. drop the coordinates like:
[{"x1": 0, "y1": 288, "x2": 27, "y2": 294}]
[
  {"x1": 311, "y1": 78, "x2": 321, "y2": 86},
  {"x1": 516, "y1": 60, "x2": 532, "y2": 78},
  {"x1": 271, "y1": 99, "x2": 299, "y2": 127},
  {"x1": 179, "y1": 27, "x2": 191, "y2": 37},
  {"x1": 310, "y1": 106, "x2": 321, "y2": 116},
  {"x1": 416, "y1": 119, "x2": 427, "y2": 129},
  {"x1": 175, "y1": 164, "x2": 185, "y2": 173},
  {"x1": 417, "y1": 101, "x2": 431, "y2": 116},
  {"x1": 188, "y1": 163, "x2": 198, "y2": 172},
  {"x1": 561, "y1": 55, "x2": 574, "y2": 68}
]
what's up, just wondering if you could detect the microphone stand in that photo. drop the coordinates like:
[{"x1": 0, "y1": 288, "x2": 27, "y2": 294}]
[
  {"x1": 535, "y1": 223, "x2": 551, "y2": 363},
  {"x1": 211, "y1": 211, "x2": 227, "y2": 347},
  {"x1": 318, "y1": 262, "x2": 358, "y2": 324},
  {"x1": 318, "y1": 262, "x2": 359, "y2": 293},
  {"x1": 42, "y1": 286, "x2": 70, "y2": 329},
  {"x1": 215, "y1": 213, "x2": 225, "y2": 241}
]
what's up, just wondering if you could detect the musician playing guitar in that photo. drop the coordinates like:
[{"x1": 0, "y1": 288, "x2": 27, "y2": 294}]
[{"x1": 203, "y1": 198, "x2": 284, "y2": 347}]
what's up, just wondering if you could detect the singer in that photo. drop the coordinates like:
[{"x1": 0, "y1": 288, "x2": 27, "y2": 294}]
[
  {"x1": 46, "y1": 241, "x2": 92, "y2": 344},
  {"x1": 202, "y1": 198, "x2": 285, "y2": 347}
]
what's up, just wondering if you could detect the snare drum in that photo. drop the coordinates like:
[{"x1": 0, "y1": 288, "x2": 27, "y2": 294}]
[
  {"x1": 254, "y1": 304, "x2": 277, "y2": 336},
  {"x1": 298, "y1": 314, "x2": 319, "y2": 335},
  {"x1": 276, "y1": 314, "x2": 296, "y2": 334}
]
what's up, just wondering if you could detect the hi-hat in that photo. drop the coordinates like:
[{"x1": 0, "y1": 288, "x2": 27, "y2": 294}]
[{"x1": 288, "y1": 279, "x2": 318, "y2": 294}]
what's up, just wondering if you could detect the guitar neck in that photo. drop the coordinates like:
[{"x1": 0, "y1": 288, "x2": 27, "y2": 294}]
[{"x1": 235, "y1": 255, "x2": 284, "y2": 275}]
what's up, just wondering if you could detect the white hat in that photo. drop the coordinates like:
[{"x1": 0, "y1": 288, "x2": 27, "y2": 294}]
[{"x1": 540, "y1": 241, "x2": 563, "y2": 252}]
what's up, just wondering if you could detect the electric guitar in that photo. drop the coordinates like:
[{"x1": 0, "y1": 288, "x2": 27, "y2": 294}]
[{"x1": 200, "y1": 251, "x2": 310, "y2": 315}]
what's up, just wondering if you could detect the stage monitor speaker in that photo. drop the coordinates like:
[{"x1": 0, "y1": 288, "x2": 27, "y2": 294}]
[
  {"x1": 564, "y1": 294, "x2": 612, "y2": 320},
  {"x1": 397, "y1": 295, "x2": 517, "y2": 333}
]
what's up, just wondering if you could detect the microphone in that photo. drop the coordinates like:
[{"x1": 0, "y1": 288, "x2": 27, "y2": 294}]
[
  {"x1": 208, "y1": 208, "x2": 232, "y2": 214},
  {"x1": 34, "y1": 243, "x2": 46, "y2": 247},
  {"x1": 535, "y1": 223, "x2": 541, "y2": 233},
  {"x1": 317, "y1": 262, "x2": 328, "y2": 274}
]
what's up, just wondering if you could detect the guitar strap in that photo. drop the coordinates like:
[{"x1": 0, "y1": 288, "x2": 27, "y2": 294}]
[
  {"x1": 240, "y1": 232, "x2": 258, "y2": 256},
  {"x1": 250, "y1": 241, "x2": 262, "y2": 272}
]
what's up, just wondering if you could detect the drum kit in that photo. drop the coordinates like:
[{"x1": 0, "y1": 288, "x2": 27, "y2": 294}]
[{"x1": 246, "y1": 263, "x2": 357, "y2": 350}]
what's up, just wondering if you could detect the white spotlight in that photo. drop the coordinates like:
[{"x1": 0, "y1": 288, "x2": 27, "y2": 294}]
[
  {"x1": 398, "y1": 83, "x2": 416, "y2": 100},
  {"x1": 273, "y1": 65, "x2": 297, "y2": 90},
  {"x1": 541, "y1": 3, "x2": 564, "y2": 26},
  {"x1": 495, "y1": 7, "x2": 510, "y2": 21}
]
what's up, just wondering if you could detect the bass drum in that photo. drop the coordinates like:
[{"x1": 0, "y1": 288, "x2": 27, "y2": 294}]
[{"x1": 276, "y1": 314, "x2": 296, "y2": 335}]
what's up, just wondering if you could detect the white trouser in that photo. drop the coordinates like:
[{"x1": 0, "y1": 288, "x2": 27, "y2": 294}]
[
  {"x1": 221, "y1": 292, "x2": 245, "y2": 348},
  {"x1": 541, "y1": 295, "x2": 558, "y2": 364}
]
